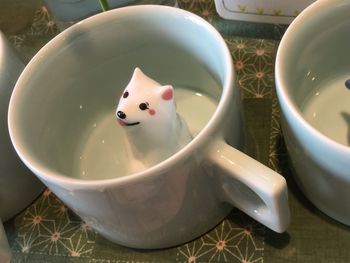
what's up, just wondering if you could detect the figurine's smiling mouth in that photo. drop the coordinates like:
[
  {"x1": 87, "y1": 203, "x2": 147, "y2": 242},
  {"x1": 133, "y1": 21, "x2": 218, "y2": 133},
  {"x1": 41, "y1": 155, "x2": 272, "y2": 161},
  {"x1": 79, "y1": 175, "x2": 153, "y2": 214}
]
[{"x1": 117, "y1": 119, "x2": 140, "y2": 126}]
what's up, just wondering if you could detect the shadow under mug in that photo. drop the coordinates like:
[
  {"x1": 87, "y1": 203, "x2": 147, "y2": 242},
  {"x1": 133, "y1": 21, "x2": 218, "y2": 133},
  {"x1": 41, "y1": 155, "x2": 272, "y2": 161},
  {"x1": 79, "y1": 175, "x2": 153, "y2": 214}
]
[{"x1": 8, "y1": 6, "x2": 289, "y2": 248}]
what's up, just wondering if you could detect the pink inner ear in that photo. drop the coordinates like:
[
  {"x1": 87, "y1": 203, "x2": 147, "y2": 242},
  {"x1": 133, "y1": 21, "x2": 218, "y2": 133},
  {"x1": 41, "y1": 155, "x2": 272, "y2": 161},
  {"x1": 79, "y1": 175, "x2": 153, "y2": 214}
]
[{"x1": 162, "y1": 87, "x2": 173, "y2": 100}]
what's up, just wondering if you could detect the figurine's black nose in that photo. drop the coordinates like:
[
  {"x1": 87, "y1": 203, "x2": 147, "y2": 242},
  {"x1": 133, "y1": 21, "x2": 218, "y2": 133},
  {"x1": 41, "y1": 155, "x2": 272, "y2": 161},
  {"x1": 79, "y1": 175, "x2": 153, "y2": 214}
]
[{"x1": 117, "y1": 111, "x2": 126, "y2": 119}]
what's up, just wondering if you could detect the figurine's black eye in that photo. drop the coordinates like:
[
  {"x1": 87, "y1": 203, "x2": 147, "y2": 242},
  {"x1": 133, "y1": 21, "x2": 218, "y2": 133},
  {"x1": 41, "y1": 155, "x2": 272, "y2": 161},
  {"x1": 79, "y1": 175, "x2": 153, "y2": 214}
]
[
  {"x1": 139, "y1": 102, "x2": 149, "y2": 111},
  {"x1": 345, "y1": 79, "x2": 350, "y2": 90},
  {"x1": 123, "y1": 91, "x2": 129, "y2": 98}
]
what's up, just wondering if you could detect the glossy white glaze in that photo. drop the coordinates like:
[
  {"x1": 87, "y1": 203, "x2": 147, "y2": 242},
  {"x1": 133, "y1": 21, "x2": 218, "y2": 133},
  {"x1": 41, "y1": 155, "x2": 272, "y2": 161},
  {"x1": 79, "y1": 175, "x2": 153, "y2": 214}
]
[
  {"x1": 0, "y1": 31, "x2": 43, "y2": 221},
  {"x1": 8, "y1": 6, "x2": 289, "y2": 248},
  {"x1": 72, "y1": 87, "x2": 216, "y2": 180},
  {"x1": 302, "y1": 74, "x2": 350, "y2": 146},
  {"x1": 275, "y1": 0, "x2": 350, "y2": 224},
  {"x1": 116, "y1": 68, "x2": 192, "y2": 173}
]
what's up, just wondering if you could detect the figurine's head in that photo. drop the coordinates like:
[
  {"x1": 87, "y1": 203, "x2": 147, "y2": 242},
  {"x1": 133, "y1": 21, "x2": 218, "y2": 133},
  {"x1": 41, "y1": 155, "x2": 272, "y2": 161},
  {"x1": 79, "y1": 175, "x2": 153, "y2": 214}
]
[{"x1": 116, "y1": 68, "x2": 175, "y2": 127}]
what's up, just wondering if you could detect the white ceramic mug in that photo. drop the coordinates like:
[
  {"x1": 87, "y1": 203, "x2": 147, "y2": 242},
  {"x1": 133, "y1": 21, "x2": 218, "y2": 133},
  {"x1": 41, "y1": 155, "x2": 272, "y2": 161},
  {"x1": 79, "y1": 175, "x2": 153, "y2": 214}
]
[
  {"x1": 275, "y1": 0, "x2": 350, "y2": 225},
  {"x1": 44, "y1": 0, "x2": 177, "y2": 30},
  {"x1": 0, "y1": 31, "x2": 43, "y2": 221},
  {"x1": 8, "y1": 6, "x2": 289, "y2": 248}
]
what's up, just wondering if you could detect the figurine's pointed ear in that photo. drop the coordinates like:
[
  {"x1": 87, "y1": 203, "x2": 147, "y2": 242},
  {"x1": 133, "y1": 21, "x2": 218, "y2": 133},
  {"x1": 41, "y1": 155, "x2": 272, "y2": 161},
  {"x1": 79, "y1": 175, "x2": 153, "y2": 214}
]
[
  {"x1": 133, "y1": 67, "x2": 142, "y2": 76},
  {"x1": 161, "y1": 85, "x2": 174, "y2": 100},
  {"x1": 129, "y1": 67, "x2": 145, "y2": 87},
  {"x1": 131, "y1": 67, "x2": 144, "y2": 81}
]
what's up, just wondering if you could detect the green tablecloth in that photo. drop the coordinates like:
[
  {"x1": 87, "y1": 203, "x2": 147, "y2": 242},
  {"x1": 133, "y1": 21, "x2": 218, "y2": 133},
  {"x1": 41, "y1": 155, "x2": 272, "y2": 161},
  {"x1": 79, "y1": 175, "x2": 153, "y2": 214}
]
[{"x1": 3, "y1": 1, "x2": 350, "y2": 262}]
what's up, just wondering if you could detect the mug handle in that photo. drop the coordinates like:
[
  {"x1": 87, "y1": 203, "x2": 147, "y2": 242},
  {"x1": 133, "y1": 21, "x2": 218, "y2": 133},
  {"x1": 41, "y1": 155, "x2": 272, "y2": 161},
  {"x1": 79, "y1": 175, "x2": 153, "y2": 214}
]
[{"x1": 207, "y1": 140, "x2": 290, "y2": 233}]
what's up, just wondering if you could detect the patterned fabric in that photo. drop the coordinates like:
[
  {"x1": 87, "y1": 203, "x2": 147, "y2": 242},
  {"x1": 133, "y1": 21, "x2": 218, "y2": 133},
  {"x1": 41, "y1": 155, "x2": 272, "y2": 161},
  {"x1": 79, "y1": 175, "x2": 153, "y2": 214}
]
[{"x1": 5, "y1": 1, "x2": 285, "y2": 262}]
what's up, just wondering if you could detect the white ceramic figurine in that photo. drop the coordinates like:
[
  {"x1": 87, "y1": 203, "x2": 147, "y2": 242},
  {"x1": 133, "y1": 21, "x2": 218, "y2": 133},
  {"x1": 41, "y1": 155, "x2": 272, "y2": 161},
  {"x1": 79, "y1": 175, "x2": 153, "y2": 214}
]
[{"x1": 116, "y1": 67, "x2": 192, "y2": 173}]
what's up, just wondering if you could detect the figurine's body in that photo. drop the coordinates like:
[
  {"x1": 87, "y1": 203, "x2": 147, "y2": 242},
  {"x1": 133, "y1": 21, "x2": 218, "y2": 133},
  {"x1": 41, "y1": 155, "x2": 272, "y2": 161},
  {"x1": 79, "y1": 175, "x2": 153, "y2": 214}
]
[{"x1": 116, "y1": 68, "x2": 192, "y2": 173}]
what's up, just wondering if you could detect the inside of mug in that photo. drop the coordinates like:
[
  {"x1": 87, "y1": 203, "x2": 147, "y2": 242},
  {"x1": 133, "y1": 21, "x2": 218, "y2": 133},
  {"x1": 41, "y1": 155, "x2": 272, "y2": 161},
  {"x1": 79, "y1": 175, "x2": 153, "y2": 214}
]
[
  {"x1": 12, "y1": 8, "x2": 231, "y2": 179},
  {"x1": 280, "y1": 1, "x2": 350, "y2": 146}
]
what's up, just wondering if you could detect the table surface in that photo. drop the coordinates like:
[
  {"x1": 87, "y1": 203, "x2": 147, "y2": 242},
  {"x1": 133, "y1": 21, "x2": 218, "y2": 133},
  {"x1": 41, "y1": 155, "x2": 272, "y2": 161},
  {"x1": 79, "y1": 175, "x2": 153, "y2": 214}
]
[{"x1": 2, "y1": 0, "x2": 350, "y2": 262}]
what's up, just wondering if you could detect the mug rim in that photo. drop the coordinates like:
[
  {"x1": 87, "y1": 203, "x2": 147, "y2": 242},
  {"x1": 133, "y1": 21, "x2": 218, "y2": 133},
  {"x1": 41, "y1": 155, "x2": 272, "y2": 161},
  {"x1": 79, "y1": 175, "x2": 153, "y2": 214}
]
[
  {"x1": 275, "y1": 0, "x2": 350, "y2": 155},
  {"x1": 8, "y1": 5, "x2": 234, "y2": 188}
]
